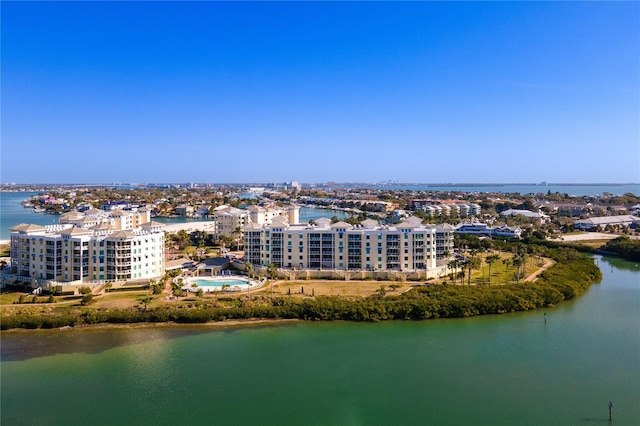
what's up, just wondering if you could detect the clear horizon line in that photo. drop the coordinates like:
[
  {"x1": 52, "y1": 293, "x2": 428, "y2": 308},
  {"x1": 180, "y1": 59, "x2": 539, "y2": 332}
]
[{"x1": 1, "y1": 182, "x2": 639, "y2": 186}]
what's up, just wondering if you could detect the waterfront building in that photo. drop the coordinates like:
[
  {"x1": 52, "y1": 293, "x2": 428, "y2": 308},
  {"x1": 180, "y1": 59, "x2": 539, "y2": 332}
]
[
  {"x1": 574, "y1": 215, "x2": 640, "y2": 231},
  {"x1": 455, "y1": 222, "x2": 522, "y2": 239},
  {"x1": 174, "y1": 204, "x2": 195, "y2": 217},
  {"x1": 213, "y1": 204, "x2": 300, "y2": 237},
  {"x1": 212, "y1": 206, "x2": 252, "y2": 237},
  {"x1": 100, "y1": 201, "x2": 132, "y2": 211},
  {"x1": 6, "y1": 209, "x2": 165, "y2": 288},
  {"x1": 244, "y1": 216, "x2": 453, "y2": 272},
  {"x1": 491, "y1": 225, "x2": 522, "y2": 238},
  {"x1": 409, "y1": 201, "x2": 482, "y2": 218}
]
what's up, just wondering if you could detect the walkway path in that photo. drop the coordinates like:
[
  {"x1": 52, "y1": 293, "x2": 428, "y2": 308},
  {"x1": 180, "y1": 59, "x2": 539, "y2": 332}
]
[{"x1": 524, "y1": 258, "x2": 555, "y2": 282}]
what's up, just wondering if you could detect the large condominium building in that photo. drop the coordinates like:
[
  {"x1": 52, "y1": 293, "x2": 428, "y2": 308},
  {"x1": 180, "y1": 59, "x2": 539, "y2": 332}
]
[
  {"x1": 213, "y1": 204, "x2": 300, "y2": 237},
  {"x1": 8, "y1": 209, "x2": 165, "y2": 287},
  {"x1": 211, "y1": 206, "x2": 252, "y2": 237},
  {"x1": 244, "y1": 216, "x2": 454, "y2": 271}
]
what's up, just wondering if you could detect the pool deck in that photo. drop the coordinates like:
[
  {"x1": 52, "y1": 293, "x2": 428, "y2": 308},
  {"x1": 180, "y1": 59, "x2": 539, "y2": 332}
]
[{"x1": 181, "y1": 275, "x2": 265, "y2": 293}]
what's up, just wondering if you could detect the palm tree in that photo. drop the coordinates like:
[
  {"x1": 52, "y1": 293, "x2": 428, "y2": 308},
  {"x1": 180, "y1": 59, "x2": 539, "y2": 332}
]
[
  {"x1": 267, "y1": 262, "x2": 278, "y2": 280},
  {"x1": 140, "y1": 296, "x2": 152, "y2": 312},
  {"x1": 467, "y1": 256, "x2": 480, "y2": 286},
  {"x1": 486, "y1": 254, "x2": 500, "y2": 286},
  {"x1": 267, "y1": 263, "x2": 278, "y2": 298},
  {"x1": 447, "y1": 259, "x2": 458, "y2": 282},
  {"x1": 231, "y1": 227, "x2": 243, "y2": 250},
  {"x1": 246, "y1": 262, "x2": 254, "y2": 279},
  {"x1": 502, "y1": 258, "x2": 512, "y2": 284},
  {"x1": 512, "y1": 255, "x2": 524, "y2": 283}
]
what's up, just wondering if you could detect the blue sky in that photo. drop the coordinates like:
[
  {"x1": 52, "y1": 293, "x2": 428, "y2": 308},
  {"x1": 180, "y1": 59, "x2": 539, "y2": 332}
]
[{"x1": 1, "y1": 1, "x2": 638, "y2": 184}]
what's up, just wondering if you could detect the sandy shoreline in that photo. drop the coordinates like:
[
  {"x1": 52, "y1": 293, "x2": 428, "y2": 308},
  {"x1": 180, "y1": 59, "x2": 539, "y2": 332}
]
[
  {"x1": 1, "y1": 318, "x2": 301, "y2": 333},
  {"x1": 160, "y1": 221, "x2": 216, "y2": 234}
]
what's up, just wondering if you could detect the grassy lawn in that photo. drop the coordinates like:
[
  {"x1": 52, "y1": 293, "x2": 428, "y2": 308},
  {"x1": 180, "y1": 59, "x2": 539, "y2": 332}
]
[
  {"x1": 443, "y1": 253, "x2": 547, "y2": 286},
  {"x1": 0, "y1": 252, "x2": 558, "y2": 310},
  {"x1": 0, "y1": 290, "x2": 28, "y2": 305},
  {"x1": 565, "y1": 240, "x2": 609, "y2": 249},
  {"x1": 262, "y1": 280, "x2": 410, "y2": 298},
  {"x1": 92, "y1": 291, "x2": 150, "y2": 309}
]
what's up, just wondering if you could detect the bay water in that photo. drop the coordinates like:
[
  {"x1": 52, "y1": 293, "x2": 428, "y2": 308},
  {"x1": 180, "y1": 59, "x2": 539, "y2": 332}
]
[
  {"x1": 0, "y1": 192, "x2": 345, "y2": 240},
  {"x1": 367, "y1": 184, "x2": 640, "y2": 196},
  {"x1": 2, "y1": 256, "x2": 638, "y2": 425}
]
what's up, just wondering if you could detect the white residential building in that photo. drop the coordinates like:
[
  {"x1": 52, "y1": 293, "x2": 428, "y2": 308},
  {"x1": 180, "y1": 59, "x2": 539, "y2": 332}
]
[
  {"x1": 212, "y1": 206, "x2": 252, "y2": 237},
  {"x1": 455, "y1": 222, "x2": 522, "y2": 239},
  {"x1": 500, "y1": 209, "x2": 550, "y2": 224},
  {"x1": 574, "y1": 215, "x2": 640, "y2": 231},
  {"x1": 213, "y1": 204, "x2": 300, "y2": 237},
  {"x1": 412, "y1": 202, "x2": 482, "y2": 218},
  {"x1": 244, "y1": 216, "x2": 453, "y2": 271},
  {"x1": 8, "y1": 209, "x2": 165, "y2": 287}
]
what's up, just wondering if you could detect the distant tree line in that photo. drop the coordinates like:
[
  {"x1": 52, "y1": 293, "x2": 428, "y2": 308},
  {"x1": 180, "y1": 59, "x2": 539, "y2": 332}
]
[{"x1": 601, "y1": 236, "x2": 640, "y2": 262}]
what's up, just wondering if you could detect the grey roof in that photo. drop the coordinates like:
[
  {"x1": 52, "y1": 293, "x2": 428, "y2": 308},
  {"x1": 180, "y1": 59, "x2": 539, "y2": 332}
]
[
  {"x1": 197, "y1": 257, "x2": 230, "y2": 269},
  {"x1": 331, "y1": 221, "x2": 354, "y2": 229},
  {"x1": 575, "y1": 215, "x2": 640, "y2": 225},
  {"x1": 434, "y1": 223, "x2": 455, "y2": 230},
  {"x1": 501, "y1": 209, "x2": 548, "y2": 218},
  {"x1": 361, "y1": 219, "x2": 379, "y2": 229}
]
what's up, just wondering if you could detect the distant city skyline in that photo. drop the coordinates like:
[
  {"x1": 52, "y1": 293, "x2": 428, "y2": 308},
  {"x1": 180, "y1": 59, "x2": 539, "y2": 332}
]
[{"x1": 2, "y1": 2, "x2": 639, "y2": 184}]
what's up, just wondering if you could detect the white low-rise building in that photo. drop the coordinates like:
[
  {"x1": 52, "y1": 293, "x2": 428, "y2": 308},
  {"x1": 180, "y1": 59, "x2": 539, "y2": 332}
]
[
  {"x1": 500, "y1": 209, "x2": 550, "y2": 224},
  {"x1": 455, "y1": 222, "x2": 522, "y2": 238},
  {"x1": 574, "y1": 215, "x2": 640, "y2": 231}
]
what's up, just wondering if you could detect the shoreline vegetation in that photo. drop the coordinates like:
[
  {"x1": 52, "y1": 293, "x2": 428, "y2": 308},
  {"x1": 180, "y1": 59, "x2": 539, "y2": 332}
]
[{"x1": 0, "y1": 246, "x2": 601, "y2": 331}]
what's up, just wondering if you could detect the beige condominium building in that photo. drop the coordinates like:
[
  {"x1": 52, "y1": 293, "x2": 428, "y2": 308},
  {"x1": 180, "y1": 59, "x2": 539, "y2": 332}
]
[
  {"x1": 244, "y1": 216, "x2": 454, "y2": 273},
  {"x1": 7, "y1": 208, "x2": 165, "y2": 288},
  {"x1": 213, "y1": 204, "x2": 300, "y2": 237}
]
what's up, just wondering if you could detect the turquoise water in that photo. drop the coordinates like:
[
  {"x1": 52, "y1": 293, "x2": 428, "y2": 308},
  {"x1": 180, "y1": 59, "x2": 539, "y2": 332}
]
[
  {"x1": 2, "y1": 256, "x2": 639, "y2": 425},
  {"x1": 0, "y1": 191, "x2": 60, "y2": 240},
  {"x1": 299, "y1": 207, "x2": 348, "y2": 222},
  {"x1": 191, "y1": 278, "x2": 249, "y2": 287}
]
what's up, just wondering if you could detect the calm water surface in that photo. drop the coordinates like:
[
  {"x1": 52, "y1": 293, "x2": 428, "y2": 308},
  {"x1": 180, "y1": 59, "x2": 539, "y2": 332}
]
[
  {"x1": 369, "y1": 184, "x2": 640, "y2": 196},
  {"x1": 0, "y1": 192, "x2": 344, "y2": 240},
  {"x1": 2, "y1": 256, "x2": 638, "y2": 425},
  {"x1": 0, "y1": 191, "x2": 60, "y2": 240}
]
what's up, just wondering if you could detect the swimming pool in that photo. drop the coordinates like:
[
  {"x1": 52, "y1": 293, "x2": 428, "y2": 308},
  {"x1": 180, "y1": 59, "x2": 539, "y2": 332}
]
[{"x1": 183, "y1": 276, "x2": 255, "y2": 292}]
